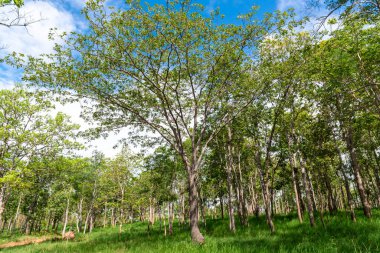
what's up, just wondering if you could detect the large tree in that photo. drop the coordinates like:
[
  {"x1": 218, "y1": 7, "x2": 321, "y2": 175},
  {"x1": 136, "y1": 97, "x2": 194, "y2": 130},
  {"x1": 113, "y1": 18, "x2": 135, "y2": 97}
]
[{"x1": 20, "y1": 0, "x2": 275, "y2": 242}]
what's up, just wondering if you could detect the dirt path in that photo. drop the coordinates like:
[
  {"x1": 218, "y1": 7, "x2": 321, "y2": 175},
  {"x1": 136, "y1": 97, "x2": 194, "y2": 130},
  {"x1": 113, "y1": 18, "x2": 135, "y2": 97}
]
[{"x1": 0, "y1": 235, "x2": 60, "y2": 249}]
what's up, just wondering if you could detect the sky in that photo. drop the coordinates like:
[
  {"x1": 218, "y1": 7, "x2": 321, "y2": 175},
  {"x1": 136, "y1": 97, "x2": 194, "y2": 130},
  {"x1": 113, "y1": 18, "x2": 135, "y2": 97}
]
[{"x1": 0, "y1": 0, "x2": 327, "y2": 157}]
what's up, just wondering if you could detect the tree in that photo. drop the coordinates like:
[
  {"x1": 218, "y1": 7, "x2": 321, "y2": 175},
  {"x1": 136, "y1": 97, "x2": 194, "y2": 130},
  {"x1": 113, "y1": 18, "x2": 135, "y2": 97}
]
[
  {"x1": 0, "y1": 0, "x2": 41, "y2": 28},
  {"x1": 20, "y1": 0, "x2": 276, "y2": 243},
  {"x1": 0, "y1": 87, "x2": 80, "y2": 228}
]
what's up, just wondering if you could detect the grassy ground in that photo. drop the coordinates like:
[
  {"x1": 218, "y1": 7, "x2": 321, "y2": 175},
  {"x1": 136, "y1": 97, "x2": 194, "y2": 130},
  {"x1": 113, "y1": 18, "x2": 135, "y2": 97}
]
[{"x1": 1, "y1": 210, "x2": 380, "y2": 253}]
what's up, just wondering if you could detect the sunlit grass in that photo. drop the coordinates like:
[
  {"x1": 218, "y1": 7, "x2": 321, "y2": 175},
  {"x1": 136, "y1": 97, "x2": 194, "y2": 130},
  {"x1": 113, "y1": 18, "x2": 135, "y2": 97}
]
[{"x1": 2, "y1": 209, "x2": 380, "y2": 253}]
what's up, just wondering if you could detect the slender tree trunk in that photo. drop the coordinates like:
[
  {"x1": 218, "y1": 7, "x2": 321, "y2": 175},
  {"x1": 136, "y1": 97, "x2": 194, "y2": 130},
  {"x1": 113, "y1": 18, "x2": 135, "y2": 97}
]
[
  {"x1": 83, "y1": 212, "x2": 89, "y2": 234},
  {"x1": 237, "y1": 151, "x2": 248, "y2": 226},
  {"x1": 103, "y1": 204, "x2": 107, "y2": 228},
  {"x1": 10, "y1": 194, "x2": 22, "y2": 233},
  {"x1": 344, "y1": 126, "x2": 371, "y2": 218},
  {"x1": 168, "y1": 202, "x2": 173, "y2": 235},
  {"x1": 307, "y1": 171, "x2": 318, "y2": 211},
  {"x1": 181, "y1": 193, "x2": 186, "y2": 225},
  {"x1": 163, "y1": 203, "x2": 167, "y2": 236},
  {"x1": 342, "y1": 170, "x2": 356, "y2": 222},
  {"x1": 288, "y1": 133, "x2": 303, "y2": 224},
  {"x1": 292, "y1": 168, "x2": 303, "y2": 223},
  {"x1": 159, "y1": 205, "x2": 162, "y2": 232},
  {"x1": 225, "y1": 154, "x2": 236, "y2": 232},
  {"x1": 219, "y1": 195, "x2": 224, "y2": 219},
  {"x1": 372, "y1": 150, "x2": 380, "y2": 206},
  {"x1": 0, "y1": 185, "x2": 9, "y2": 227},
  {"x1": 324, "y1": 174, "x2": 338, "y2": 214},
  {"x1": 225, "y1": 126, "x2": 236, "y2": 232},
  {"x1": 77, "y1": 197, "x2": 83, "y2": 233},
  {"x1": 300, "y1": 158, "x2": 315, "y2": 227},
  {"x1": 149, "y1": 198, "x2": 155, "y2": 226},
  {"x1": 111, "y1": 208, "x2": 115, "y2": 227},
  {"x1": 249, "y1": 176, "x2": 259, "y2": 218},
  {"x1": 62, "y1": 196, "x2": 70, "y2": 238},
  {"x1": 255, "y1": 151, "x2": 275, "y2": 233},
  {"x1": 89, "y1": 213, "x2": 94, "y2": 233}
]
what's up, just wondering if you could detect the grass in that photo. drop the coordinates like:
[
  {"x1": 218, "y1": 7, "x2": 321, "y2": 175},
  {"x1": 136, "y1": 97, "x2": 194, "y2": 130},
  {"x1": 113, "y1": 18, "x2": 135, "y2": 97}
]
[{"x1": 1, "y1": 210, "x2": 380, "y2": 253}]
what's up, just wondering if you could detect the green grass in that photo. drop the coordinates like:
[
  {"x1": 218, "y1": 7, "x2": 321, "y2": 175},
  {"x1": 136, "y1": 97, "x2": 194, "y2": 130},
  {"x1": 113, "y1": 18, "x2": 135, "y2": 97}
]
[{"x1": 1, "y1": 210, "x2": 380, "y2": 253}]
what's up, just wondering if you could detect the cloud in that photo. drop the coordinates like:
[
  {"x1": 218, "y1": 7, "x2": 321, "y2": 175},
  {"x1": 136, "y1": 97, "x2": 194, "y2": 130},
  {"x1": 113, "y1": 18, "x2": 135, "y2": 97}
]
[
  {"x1": 277, "y1": 0, "x2": 307, "y2": 12},
  {"x1": 53, "y1": 100, "x2": 141, "y2": 158},
  {"x1": 0, "y1": 1, "x2": 76, "y2": 57},
  {"x1": 0, "y1": 0, "x2": 135, "y2": 158},
  {"x1": 276, "y1": 0, "x2": 340, "y2": 33}
]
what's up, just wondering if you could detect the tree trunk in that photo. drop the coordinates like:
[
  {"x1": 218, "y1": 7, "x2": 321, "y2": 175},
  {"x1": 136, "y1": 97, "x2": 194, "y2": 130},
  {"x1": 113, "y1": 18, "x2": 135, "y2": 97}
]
[
  {"x1": 163, "y1": 203, "x2": 167, "y2": 236},
  {"x1": 237, "y1": 151, "x2": 248, "y2": 226},
  {"x1": 372, "y1": 150, "x2": 380, "y2": 206},
  {"x1": 149, "y1": 198, "x2": 155, "y2": 226},
  {"x1": 255, "y1": 151, "x2": 275, "y2": 233},
  {"x1": 344, "y1": 126, "x2": 371, "y2": 218},
  {"x1": 307, "y1": 171, "x2": 318, "y2": 212},
  {"x1": 225, "y1": 124, "x2": 236, "y2": 232},
  {"x1": 62, "y1": 197, "x2": 70, "y2": 238},
  {"x1": 219, "y1": 195, "x2": 224, "y2": 219},
  {"x1": 324, "y1": 173, "x2": 338, "y2": 214},
  {"x1": 0, "y1": 185, "x2": 9, "y2": 227},
  {"x1": 225, "y1": 154, "x2": 236, "y2": 232},
  {"x1": 168, "y1": 202, "x2": 173, "y2": 235},
  {"x1": 292, "y1": 168, "x2": 303, "y2": 223},
  {"x1": 300, "y1": 158, "x2": 315, "y2": 227},
  {"x1": 188, "y1": 165, "x2": 204, "y2": 243},
  {"x1": 180, "y1": 193, "x2": 185, "y2": 226},
  {"x1": 10, "y1": 194, "x2": 22, "y2": 233},
  {"x1": 103, "y1": 204, "x2": 107, "y2": 228},
  {"x1": 159, "y1": 205, "x2": 162, "y2": 232},
  {"x1": 77, "y1": 197, "x2": 83, "y2": 233},
  {"x1": 89, "y1": 213, "x2": 94, "y2": 233},
  {"x1": 287, "y1": 130, "x2": 303, "y2": 223}
]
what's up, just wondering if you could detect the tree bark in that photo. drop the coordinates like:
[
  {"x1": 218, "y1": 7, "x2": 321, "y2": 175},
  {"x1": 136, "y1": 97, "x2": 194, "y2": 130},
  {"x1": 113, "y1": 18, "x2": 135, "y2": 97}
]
[
  {"x1": 10, "y1": 194, "x2": 22, "y2": 233},
  {"x1": 188, "y1": 165, "x2": 204, "y2": 243},
  {"x1": 103, "y1": 204, "x2": 107, "y2": 228},
  {"x1": 77, "y1": 197, "x2": 83, "y2": 233},
  {"x1": 225, "y1": 154, "x2": 236, "y2": 232},
  {"x1": 219, "y1": 195, "x2": 224, "y2": 219},
  {"x1": 0, "y1": 185, "x2": 9, "y2": 227},
  {"x1": 149, "y1": 198, "x2": 155, "y2": 226},
  {"x1": 372, "y1": 150, "x2": 380, "y2": 206},
  {"x1": 344, "y1": 126, "x2": 371, "y2": 218},
  {"x1": 300, "y1": 158, "x2": 315, "y2": 227},
  {"x1": 307, "y1": 171, "x2": 318, "y2": 212},
  {"x1": 168, "y1": 202, "x2": 173, "y2": 235},
  {"x1": 255, "y1": 151, "x2": 275, "y2": 233},
  {"x1": 237, "y1": 151, "x2": 248, "y2": 226},
  {"x1": 292, "y1": 167, "x2": 303, "y2": 223},
  {"x1": 288, "y1": 132, "x2": 303, "y2": 223},
  {"x1": 225, "y1": 125, "x2": 236, "y2": 232},
  {"x1": 62, "y1": 196, "x2": 70, "y2": 238}
]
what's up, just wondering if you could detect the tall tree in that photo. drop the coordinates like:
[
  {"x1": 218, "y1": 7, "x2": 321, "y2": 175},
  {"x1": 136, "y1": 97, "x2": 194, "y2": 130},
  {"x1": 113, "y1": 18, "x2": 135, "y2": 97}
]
[{"x1": 20, "y1": 0, "x2": 276, "y2": 243}]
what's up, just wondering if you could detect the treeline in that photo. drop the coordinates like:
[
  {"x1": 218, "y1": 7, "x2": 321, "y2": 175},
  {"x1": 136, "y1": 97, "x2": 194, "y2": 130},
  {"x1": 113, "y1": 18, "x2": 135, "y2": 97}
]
[{"x1": 1, "y1": 0, "x2": 379, "y2": 243}]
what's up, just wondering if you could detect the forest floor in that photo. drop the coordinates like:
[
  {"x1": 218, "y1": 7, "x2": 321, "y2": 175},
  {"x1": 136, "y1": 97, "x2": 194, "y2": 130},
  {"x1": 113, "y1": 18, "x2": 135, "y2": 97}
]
[{"x1": 1, "y1": 210, "x2": 380, "y2": 253}]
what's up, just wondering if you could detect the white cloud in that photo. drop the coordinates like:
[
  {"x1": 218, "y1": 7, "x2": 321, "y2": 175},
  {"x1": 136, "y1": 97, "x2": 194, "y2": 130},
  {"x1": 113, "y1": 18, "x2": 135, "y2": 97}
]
[
  {"x1": 53, "y1": 100, "x2": 147, "y2": 158},
  {"x1": 0, "y1": 1, "x2": 137, "y2": 158},
  {"x1": 0, "y1": 1, "x2": 76, "y2": 57}
]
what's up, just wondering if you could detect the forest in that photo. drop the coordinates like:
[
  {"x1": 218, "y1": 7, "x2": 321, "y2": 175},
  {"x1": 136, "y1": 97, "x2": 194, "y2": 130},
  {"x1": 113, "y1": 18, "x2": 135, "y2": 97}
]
[{"x1": 0, "y1": 0, "x2": 380, "y2": 252}]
